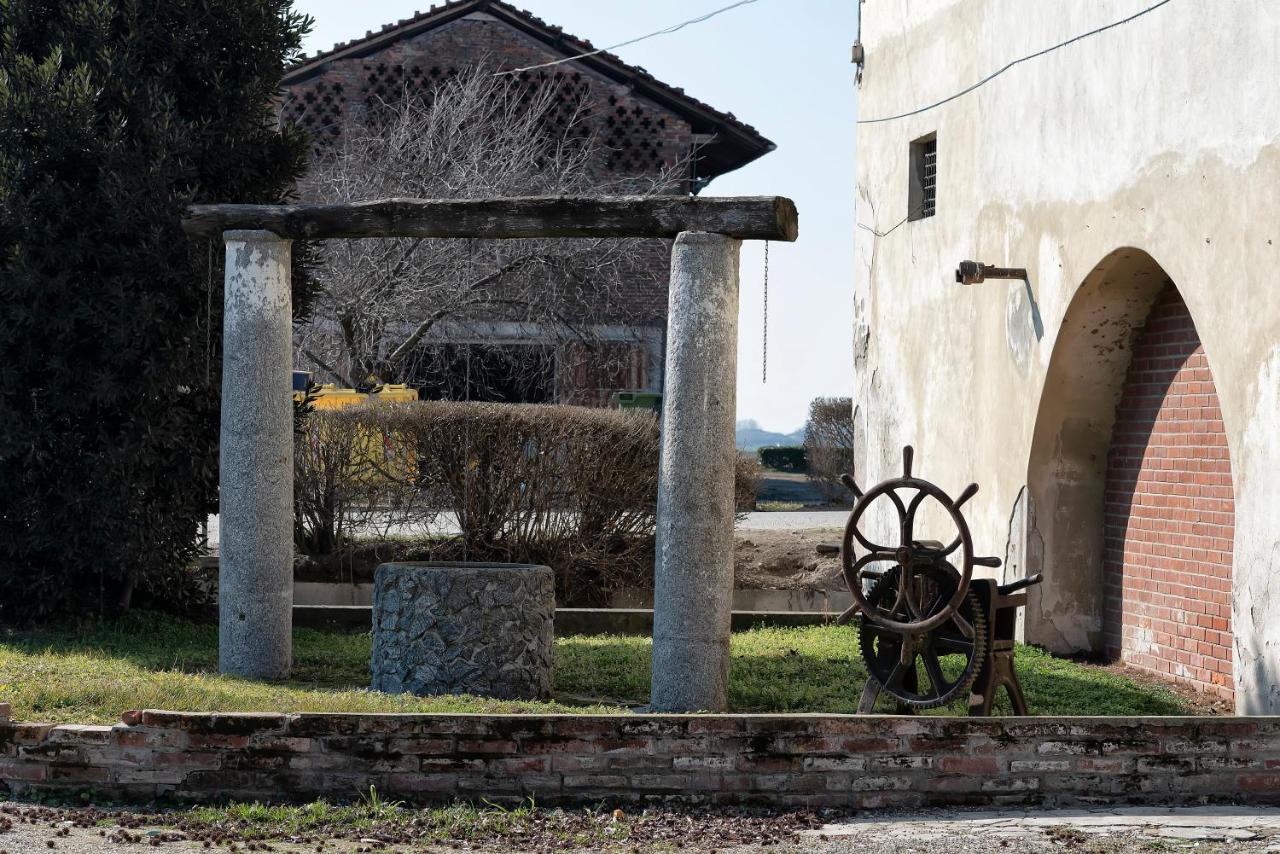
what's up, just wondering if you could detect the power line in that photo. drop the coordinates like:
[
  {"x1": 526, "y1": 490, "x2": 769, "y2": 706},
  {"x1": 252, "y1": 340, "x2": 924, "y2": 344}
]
[
  {"x1": 856, "y1": 214, "x2": 910, "y2": 239},
  {"x1": 857, "y1": 0, "x2": 1176, "y2": 125},
  {"x1": 856, "y1": 201, "x2": 926, "y2": 238},
  {"x1": 497, "y1": 0, "x2": 766, "y2": 76}
]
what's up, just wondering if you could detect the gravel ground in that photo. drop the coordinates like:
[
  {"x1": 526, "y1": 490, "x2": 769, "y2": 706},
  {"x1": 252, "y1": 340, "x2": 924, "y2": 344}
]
[{"x1": 2, "y1": 804, "x2": 1278, "y2": 853}]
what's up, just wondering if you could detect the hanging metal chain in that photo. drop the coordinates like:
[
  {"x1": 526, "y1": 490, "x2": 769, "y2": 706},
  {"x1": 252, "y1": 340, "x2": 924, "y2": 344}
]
[
  {"x1": 762, "y1": 241, "x2": 770, "y2": 383},
  {"x1": 206, "y1": 240, "x2": 214, "y2": 385}
]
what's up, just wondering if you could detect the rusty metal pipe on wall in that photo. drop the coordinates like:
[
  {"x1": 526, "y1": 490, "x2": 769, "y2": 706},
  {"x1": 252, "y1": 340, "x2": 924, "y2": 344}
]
[{"x1": 956, "y1": 260, "x2": 1028, "y2": 285}]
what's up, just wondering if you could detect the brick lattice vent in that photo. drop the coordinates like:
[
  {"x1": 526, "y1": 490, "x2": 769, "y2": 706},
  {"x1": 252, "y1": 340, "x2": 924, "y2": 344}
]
[
  {"x1": 1104, "y1": 283, "x2": 1234, "y2": 700},
  {"x1": 3, "y1": 712, "x2": 1280, "y2": 808}
]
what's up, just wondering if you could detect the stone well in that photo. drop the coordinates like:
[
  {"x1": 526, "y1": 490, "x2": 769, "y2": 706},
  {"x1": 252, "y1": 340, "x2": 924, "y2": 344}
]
[{"x1": 370, "y1": 562, "x2": 554, "y2": 700}]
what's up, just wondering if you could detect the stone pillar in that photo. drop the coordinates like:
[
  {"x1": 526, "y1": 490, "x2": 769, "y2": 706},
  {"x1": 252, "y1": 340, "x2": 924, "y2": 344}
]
[
  {"x1": 219, "y1": 230, "x2": 294, "y2": 679},
  {"x1": 650, "y1": 231, "x2": 742, "y2": 712}
]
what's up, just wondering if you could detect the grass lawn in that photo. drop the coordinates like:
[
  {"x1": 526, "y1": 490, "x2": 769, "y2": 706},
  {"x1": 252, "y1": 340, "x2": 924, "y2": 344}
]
[
  {"x1": 753, "y1": 500, "x2": 810, "y2": 512},
  {"x1": 0, "y1": 612, "x2": 1191, "y2": 724}
]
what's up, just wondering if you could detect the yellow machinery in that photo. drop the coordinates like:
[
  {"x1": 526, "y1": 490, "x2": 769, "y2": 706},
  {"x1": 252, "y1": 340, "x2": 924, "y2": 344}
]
[
  {"x1": 296, "y1": 383, "x2": 419, "y2": 409},
  {"x1": 293, "y1": 381, "x2": 420, "y2": 479}
]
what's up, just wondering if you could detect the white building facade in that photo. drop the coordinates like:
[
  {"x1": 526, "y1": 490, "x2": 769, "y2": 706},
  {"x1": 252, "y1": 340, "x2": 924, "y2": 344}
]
[{"x1": 853, "y1": 0, "x2": 1280, "y2": 711}]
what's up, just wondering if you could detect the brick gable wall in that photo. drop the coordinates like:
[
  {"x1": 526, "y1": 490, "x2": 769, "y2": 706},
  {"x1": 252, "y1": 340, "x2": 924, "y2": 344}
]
[
  {"x1": 281, "y1": 15, "x2": 696, "y2": 183},
  {"x1": 281, "y1": 15, "x2": 685, "y2": 398},
  {"x1": 1103, "y1": 284, "x2": 1234, "y2": 700}
]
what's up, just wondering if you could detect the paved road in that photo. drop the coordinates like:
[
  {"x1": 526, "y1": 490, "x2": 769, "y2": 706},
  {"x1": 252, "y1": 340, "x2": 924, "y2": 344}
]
[
  {"x1": 737, "y1": 510, "x2": 848, "y2": 531},
  {"x1": 206, "y1": 509, "x2": 849, "y2": 548},
  {"x1": 800, "y1": 806, "x2": 1280, "y2": 852}
]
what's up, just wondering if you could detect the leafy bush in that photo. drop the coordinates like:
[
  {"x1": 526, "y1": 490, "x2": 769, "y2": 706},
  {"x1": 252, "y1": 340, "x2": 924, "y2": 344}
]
[
  {"x1": 804, "y1": 397, "x2": 856, "y2": 503},
  {"x1": 296, "y1": 402, "x2": 760, "y2": 605},
  {"x1": 758, "y1": 446, "x2": 807, "y2": 472},
  {"x1": 0, "y1": 0, "x2": 313, "y2": 622}
]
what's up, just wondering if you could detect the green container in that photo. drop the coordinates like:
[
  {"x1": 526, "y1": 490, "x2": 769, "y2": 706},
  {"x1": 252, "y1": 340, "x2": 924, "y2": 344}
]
[{"x1": 615, "y1": 391, "x2": 663, "y2": 413}]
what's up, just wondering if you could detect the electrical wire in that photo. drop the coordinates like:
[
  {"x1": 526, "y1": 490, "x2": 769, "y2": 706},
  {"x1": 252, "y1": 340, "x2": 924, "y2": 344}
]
[
  {"x1": 497, "y1": 0, "x2": 766, "y2": 76},
  {"x1": 857, "y1": 213, "x2": 910, "y2": 239},
  {"x1": 857, "y1": 201, "x2": 925, "y2": 238},
  {"x1": 857, "y1": 0, "x2": 1176, "y2": 125}
]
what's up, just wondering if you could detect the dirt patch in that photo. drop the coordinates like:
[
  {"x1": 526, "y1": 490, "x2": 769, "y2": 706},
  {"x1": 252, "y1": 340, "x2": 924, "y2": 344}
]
[
  {"x1": 0, "y1": 802, "x2": 821, "y2": 853},
  {"x1": 1086, "y1": 659, "x2": 1233, "y2": 716},
  {"x1": 735, "y1": 528, "x2": 846, "y2": 591},
  {"x1": 295, "y1": 529, "x2": 850, "y2": 596}
]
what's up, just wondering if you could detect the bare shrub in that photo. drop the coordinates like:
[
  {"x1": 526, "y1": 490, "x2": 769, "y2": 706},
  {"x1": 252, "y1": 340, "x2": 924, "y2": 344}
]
[
  {"x1": 371, "y1": 402, "x2": 659, "y2": 605},
  {"x1": 300, "y1": 402, "x2": 760, "y2": 604},
  {"x1": 804, "y1": 397, "x2": 856, "y2": 504},
  {"x1": 735, "y1": 452, "x2": 762, "y2": 512},
  {"x1": 293, "y1": 405, "x2": 430, "y2": 555}
]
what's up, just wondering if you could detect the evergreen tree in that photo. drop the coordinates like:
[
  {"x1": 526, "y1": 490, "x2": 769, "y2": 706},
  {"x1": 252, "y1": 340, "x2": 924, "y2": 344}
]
[{"x1": 0, "y1": 0, "x2": 314, "y2": 620}]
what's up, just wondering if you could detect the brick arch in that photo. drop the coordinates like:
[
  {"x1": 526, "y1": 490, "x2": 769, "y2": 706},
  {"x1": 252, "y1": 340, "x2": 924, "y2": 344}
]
[
  {"x1": 1025, "y1": 248, "x2": 1171, "y2": 654},
  {"x1": 1102, "y1": 284, "x2": 1234, "y2": 700},
  {"x1": 1024, "y1": 248, "x2": 1236, "y2": 668}
]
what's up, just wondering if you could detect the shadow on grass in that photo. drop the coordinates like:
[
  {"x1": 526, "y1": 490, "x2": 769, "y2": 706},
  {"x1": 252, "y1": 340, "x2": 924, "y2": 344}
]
[
  {"x1": 554, "y1": 628, "x2": 1191, "y2": 716},
  {"x1": 3, "y1": 614, "x2": 1190, "y2": 718},
  {"x1": 0, "y1": 612, "x2": 375, "y2": 689}
]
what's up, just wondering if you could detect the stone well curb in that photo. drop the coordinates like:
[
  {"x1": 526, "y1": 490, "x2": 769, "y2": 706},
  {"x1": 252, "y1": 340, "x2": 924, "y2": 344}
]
[{"x1": 1, "y1": 709, "x2": 1278, "y2": 808}]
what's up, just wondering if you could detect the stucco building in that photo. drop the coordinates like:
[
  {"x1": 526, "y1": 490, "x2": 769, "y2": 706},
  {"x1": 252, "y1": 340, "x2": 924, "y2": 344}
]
[
  {"x1": 280, "y1": 0, "x2": 772, "y2": 405},
  {"x1": 853, "y1": 0, "x2": 1280, "y2": 711}
]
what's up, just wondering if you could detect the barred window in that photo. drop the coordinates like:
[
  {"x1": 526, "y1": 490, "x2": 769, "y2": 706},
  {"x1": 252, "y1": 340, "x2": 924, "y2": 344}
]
[{"x1": 909, "y1": 134, "x2": 937, "y2": 221}]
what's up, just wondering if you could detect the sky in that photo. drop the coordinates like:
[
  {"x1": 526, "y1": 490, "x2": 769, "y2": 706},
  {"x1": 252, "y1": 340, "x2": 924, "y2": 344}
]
[{"x1": 294, "y1": 0, "x2": 857, "y2": 434}]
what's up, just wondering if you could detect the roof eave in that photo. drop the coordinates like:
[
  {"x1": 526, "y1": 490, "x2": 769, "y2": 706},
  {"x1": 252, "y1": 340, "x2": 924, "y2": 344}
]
[{"x1": 282, "y1": 0, "x2": 776, "y2": 181}]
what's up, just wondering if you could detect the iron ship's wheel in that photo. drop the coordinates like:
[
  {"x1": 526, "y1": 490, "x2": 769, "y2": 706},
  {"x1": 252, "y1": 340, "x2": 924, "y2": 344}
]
[
  {"x1": 859, "y1": 561, "x2": 987, "y2": 708},
  {"x1": 840, "y1": 446, "x2": 980, "y2": 637}
]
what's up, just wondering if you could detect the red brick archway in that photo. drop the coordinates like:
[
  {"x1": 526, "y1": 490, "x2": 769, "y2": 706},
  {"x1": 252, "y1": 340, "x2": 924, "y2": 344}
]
[{"x1": 1102, "y1": 283, "x2": 1234, "y2": 700}]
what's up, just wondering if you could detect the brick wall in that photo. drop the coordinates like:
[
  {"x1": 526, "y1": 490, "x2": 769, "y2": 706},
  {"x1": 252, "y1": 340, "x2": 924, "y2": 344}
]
[
  {"x1": 1103, "y1": 284, "x2": 1234, "y2": 700},
  {"x1": 3, "y1": 710, "x2": 1279, "y2": 808},
  {"x1": 281, "y1": 17, "x2": 697, "y2": 182}
]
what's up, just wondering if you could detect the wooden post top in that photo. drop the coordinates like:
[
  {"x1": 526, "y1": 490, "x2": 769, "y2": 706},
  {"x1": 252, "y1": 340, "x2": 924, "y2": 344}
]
[{"x1": 182, "y1": 196, "x2": 798, "y2": 242}]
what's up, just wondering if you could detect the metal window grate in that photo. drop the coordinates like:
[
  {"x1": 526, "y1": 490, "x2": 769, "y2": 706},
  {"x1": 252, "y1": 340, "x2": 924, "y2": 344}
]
[
  {"x1": 920, "y1": 139, "x2": 937, "y2": 218},
  {"x1": 907, "y1": 135, "x2": 937, "y2": 222}
]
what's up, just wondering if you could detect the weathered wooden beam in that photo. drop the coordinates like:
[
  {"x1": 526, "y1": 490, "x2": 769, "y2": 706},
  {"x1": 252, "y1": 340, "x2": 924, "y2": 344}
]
[{"x1": 182, "y1": 196, "x2": 798, "y2": 242}]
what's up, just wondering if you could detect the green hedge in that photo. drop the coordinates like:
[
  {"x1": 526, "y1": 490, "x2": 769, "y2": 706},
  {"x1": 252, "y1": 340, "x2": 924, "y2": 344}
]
[
  {"x1": 0, "y1": 0, "x2": 313, "y2": 622},
  {"x1": 758, "y1": 446, "x2": 808, "y2": 473}
]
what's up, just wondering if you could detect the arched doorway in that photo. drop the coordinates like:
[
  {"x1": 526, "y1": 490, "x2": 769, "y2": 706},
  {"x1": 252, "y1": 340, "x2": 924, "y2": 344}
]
[
  {"x1": 1102, "y1": 285, "x2": 1234, "y2": 699},
  {"x1": 1025, "y1": 249, "x2": 1234, "y2": 702}
]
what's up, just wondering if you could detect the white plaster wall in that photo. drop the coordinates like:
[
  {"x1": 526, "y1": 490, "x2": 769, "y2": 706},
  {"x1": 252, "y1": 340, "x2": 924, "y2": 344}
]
[{"x1": 854, "y1": 0, "x2": 1280, "y2": 711}]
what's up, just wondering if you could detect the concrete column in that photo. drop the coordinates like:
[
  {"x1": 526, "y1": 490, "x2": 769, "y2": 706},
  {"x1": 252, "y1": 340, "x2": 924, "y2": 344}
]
[
  {"x1": 650, "y1": 231, "x2": 742, "y2": 712},
  {"x1": 219, "y1": 230, "x2": 294, "y2": 679}
]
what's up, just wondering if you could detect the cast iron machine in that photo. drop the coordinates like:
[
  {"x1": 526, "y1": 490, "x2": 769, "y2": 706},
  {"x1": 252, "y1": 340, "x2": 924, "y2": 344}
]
[{"x1": 837, "y1": 447, "x2": 1043, "y2": 715}]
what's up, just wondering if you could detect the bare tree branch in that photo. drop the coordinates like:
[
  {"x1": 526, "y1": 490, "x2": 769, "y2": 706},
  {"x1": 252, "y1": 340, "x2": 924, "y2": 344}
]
[
  {"x1": 383, "y1": 254, "x2": 542, "y2": 374},
  {"x1": 293, "y1": 65, "x2": 686, "y2": 400},
  {"x1": 301, "y1": 347, "x2": 352, "y2": 387}
]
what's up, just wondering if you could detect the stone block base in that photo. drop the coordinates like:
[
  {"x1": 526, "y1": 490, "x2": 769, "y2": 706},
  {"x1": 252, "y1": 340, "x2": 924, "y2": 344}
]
[{"x1": 371, "y1": 562, "x2": 554, "y2": 700}]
